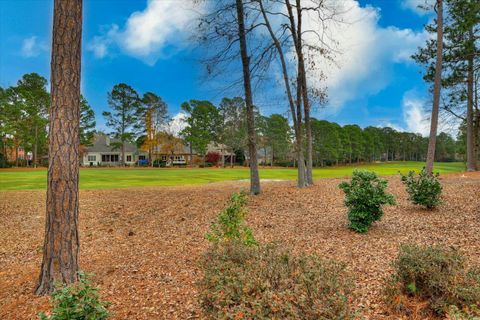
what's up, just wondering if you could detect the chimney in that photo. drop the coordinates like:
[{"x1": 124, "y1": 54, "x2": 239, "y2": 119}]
[{"x1": 105, "y1": 136, "x2": 110, "y2": 147}]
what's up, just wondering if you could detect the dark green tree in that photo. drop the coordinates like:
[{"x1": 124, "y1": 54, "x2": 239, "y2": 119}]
[
  {"x1": 218, "y1": 97, "x2": 247, "y2": 167},
  {"x1": 16, "y1": 73, "x2": 50, "y2": 167},
  {"x1": 263, "y1": 114, "x2": 292, "y2": 165},
  {"x1": 103, "y1": 83, "x2": 142, "y2": 165},
  {"x1": 180, "y1": 100, "x2": 221, "y2": 164}
]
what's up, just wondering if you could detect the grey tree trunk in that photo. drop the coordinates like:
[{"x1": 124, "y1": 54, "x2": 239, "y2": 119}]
[
  {"x1": 259, "y1": 0, "x2": 303, "y2": 187},
  {"x1": 36, "y1": 0, "x2": 82, "y2": 295},
  {"x1": 425, "y1": 0, "x2": 443, "y2": 175},
  {"x1": 235, "y1": 0, "x2": 261, "y2": 194},
  {"x1": 34, "y1": 124, "x2": 38, "y2": 168},
  {"x1": 295, "y1": 0, "x2": 313, "y2": 185}
]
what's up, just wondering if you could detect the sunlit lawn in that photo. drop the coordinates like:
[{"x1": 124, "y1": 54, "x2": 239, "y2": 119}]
[{"x1": 0, "y1": 161, "x2": 465, "y2": 191}]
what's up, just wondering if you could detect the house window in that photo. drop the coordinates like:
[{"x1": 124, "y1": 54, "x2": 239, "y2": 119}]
[
  {"x1": 161, "y1": 155, "x2": 167, "y2": 161},
  {"x1": 101, "y1": 154, "x2": 119, "y2": 162},
  {"x1": 139, "y1": 155, "x2": 146, "y2": 160},
  {"x1": 88, "y1": 155, "x2": 96, "y2": 162},
  {"x1": 174, "y1": 156, "x2": 184, "y2": 161},
  {"x1": 126, "y1": 155, "x2": 132, "y2": 162}
]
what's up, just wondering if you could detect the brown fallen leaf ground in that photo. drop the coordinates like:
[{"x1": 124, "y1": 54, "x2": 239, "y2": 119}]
[{"x1": 1, "y1": 173, "x2": 479, "y2": 320}]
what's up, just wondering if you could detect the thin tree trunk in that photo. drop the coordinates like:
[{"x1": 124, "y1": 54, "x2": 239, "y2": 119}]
[
  {"x1": 230, "y1": 150, "x2": 234, "y2": 168},
  {"x1": 295, "y1": 0, "x2": 313, "y2": 186},
  {"x1": 15, "y1": 141, "x2": 19, "y2": 167},
  {"x1": 34, "y1": 124, "x2": 38, "y2": 168},
  {"x1": 190, "y1": 143, "x2": 193, "y2": 167},
  {"x1": 286, "y1": 0, "x2": 306, "y2": 188},
  {"x1": 466, "y1": 29, "x2": 477, "y2": 171},
  {"x1": 36, "y1": 0, "x2": 82, "y2": 295},
  {"x1": 425, "y1": 0, "x2": 443, "y2": 175},
  {"x1": 236, "y1": 0, "x2": 261, "y2": 194},
  {"x1": 259, "y1": 0, "x2": 304, "y2": 187}
]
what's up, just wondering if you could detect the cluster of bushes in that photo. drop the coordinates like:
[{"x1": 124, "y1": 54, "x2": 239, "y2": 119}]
[
  {"x1": 385, "y1": 244, "x2": 480, "y2": 318},
  {"x1": 199, "y1": 191, "x2": 355, "y2": 319},
  {"x1": 338, "y1": 168, "x2": 443, "y2": 233}
]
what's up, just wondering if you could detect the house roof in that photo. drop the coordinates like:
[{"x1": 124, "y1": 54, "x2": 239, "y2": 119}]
[{"x1": 86, "y1": 134, "x2": 138, "y2": 153}]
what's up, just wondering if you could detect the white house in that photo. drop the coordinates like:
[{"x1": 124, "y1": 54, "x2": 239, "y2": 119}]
[{"x1": 81, "y1": 134, "x2": 147, "y2": 166}]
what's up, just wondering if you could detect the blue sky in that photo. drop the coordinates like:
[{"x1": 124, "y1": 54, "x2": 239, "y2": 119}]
[{"x1": 0, "y1": 0, "x2": 435, "y2": 134}]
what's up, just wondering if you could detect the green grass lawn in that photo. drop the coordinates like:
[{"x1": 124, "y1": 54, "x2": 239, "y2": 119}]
[{"x1": 0, "y1": 161, "x2": 465, "y2": 191}]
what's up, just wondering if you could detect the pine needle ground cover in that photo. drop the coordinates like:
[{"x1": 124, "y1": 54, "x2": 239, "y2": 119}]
[
  {"x1": 0, "y1": 161, "x2": 464, "y2": 191},
  {"x1": 1, "y1": 173, "x2": 479, "y2": 319}
]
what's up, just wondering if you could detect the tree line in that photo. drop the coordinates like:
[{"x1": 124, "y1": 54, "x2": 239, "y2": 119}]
[
  {"x1": 1, "y1": 75, "x2": 462, "y2": 169},
  {"x1": 0, "y1": 73, "x2": 96, "y2": 167}
]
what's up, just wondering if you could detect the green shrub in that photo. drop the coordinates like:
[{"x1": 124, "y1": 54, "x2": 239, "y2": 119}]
[
  {"x1": 39, "y1": 272, "x2": 110, "y2": 320},
  {"x1": 205, "y1": 191, "x2": 256, "y2": 246},
  {"x1": 198, "y1": 242, "x2": 354, "y2": 320},
  {"x1": 339, "y1": 170, "x2": 395, "y2": 233},
  {"x1": 385, "y1": 244, "x2": 480, "y2": 316},
  {"x1": 401, "y1": 169, "x2": 442, "y2": 209}
]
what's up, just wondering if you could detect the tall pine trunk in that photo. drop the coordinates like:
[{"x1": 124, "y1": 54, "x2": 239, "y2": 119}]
[
  {"x1": 36, "y1": 0, "x2": 82, "y2": 295},
  {"x1": 466, "y1": 28, "x2": 477, "y2": 171},
  {"x1": 235, "y1": 0, "x2": 261, "y2": 194},
  {"x1": 425, "y1": 0, "x2": 443, "y2": 174}
]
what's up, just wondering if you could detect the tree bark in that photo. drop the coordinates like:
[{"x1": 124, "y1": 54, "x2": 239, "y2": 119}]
[
  {"x1": 466, "y1": 29, "x2": 477, "y2": 171},
  {"x1": 36, "y1": 0, "x2": 82, "y2": 295},
  {"x1": 235, "y1": 0, "x2": 261, "y2": 195},
  {"x1": 425, "y1": 0, "x2": 443, "y2": 175}
]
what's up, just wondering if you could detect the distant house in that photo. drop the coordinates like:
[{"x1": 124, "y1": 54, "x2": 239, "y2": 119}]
[
  {"x1": 206, "y1": 142, "x2": 236, "y2": 165},
  {"x1": 152, "y1": 142, "x2": 195, "y2": 166},
  {"x1": 81, "y1": 134, "x2": 147, "y2": 166},
  {"x1": 151, "y1": 140, "x2": 235, "y2": 166}
]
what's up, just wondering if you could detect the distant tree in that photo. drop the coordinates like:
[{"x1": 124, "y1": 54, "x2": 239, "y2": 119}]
[
  {"x1": 435, "y1": 132, "x2": 456, "y2": 161},
  {"x1": 16, "y1": 73, "x2": 50, "y2": 167},
  {"x1": 103, "y1": 83, "x2": 141, "y2": 165},
  {"x1": 343, "y1": 125, "x2": 365, "y2": 163},
  {"x1": 80, "y1": 96, "x2": 96, "y2": 146},
  {"x1": 180, "y1": 100, "x2": 221, "y2": 164},
  {"x1": 218, "y1": 97, "x2": 247, "y2": 167},
  {"x1": 36, "y1": 0, "x2": 82, "y2": 295},
  {"x1": 156, "y1": 131, "x2": 184, "y2": 162},
  {"x1": 141, "y1": 92, "x2": 168, "y2": 165},
  {"x1": 264, "y1": 114, "x2": 292, "y2": 165},
  {"x1": 311, "y1": 119, "x2": 341, "y2": 166},
  {"x1": 1, "y1": 87, "x2": 27, "y2": 166}
]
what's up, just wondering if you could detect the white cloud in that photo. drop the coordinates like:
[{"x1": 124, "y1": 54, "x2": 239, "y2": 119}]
[
  {"x1": 87, "y1": 0, "x2": 204, "y2": 64},
  {"x1": 20, "y1": 36, "x2": 47, "y2": 57},
  {"x1": 302, "y1": 0, "x2": 428, "y2": 110},
  {"x1": 401, "y1": 0, "x2": 434, "y2": 15},
  {"x1": 163, "y1": 112, "x2": 187, "y2": 137},
  {"x1": 402, "y1": 92, "x2": 430, "y2": 135},
  {"x1": 87, "y1": 25, "x2": 118, "y2": 58}
]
